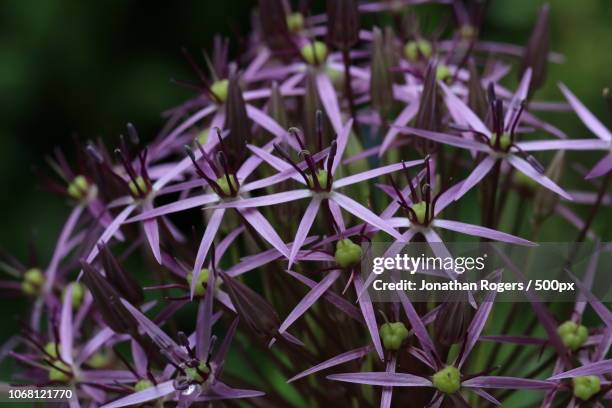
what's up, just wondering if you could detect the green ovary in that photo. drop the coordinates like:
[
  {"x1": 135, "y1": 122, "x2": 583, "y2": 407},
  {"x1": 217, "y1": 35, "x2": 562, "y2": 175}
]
[
  {"x1": 135, "y1": 379, "x2": 154, "y2": 392},
  {"x1": 335, "y1": 239, "x2": 362, "y2": 268},
  {"x1": 491, "y1": 132, "x2": 512, "y2": 151},
  {"x1": 48, "y1": 361, "x2": 71, "y2": 382},
  {"x1": 307, "y1": 170, "x2": 329, "y2": 189},
  {"x1": 436, "y1": 65, "x2": 451, "y2": 82},
  {"x1": 187, "y1": 268, "x2": 221, "y2": 296},
  {"x1": 557, "y1": 321, "x2": 588, "y2": 351},
  {"x1": 216, "y1": 176, "x2": 238, "y2": 196},
  {"x1": 403, "y1": 40, "x2": 432, "y2": 61},
  {"x1": 22, "y1": 268, "x2": 45, "y2": 296},
  {"x1": 432, "y1": 366, "x2": 461, "y2": 394},
  {"x1": 379, "y1": 322, "x2": 409, "y2": 351},
  {"x1": 411, "y1": 201, "x2": 428, "y2": 224},
  {"x1": 286, "y1": 13, "x2": 304, "y2": 32},
  {"x1": 67, "y1": 175, "x2": 90, "y2": 200},
  {"x1": 572, "y1": 376, "x2": 600, "y2": 401},
  {"x1": 301, "y1": 41, "x2": 328, "y2": 65},
  {"x1": 185, "y1": 361, "x2": 210, "y2": 382},
  {"x1": 210, "y1": 79, "x2": 229, "y2": 103},
  {"x1": 128, "y1": 176, "x2": 148, "y2": 196}
]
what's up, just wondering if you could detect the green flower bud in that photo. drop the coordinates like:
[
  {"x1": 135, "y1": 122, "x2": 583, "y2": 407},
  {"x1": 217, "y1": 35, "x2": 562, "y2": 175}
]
[
  {"x1": 403, "y1": 40, "x2": 432, "y2": 62},
  {"x1": 186, "y1": 269, "x2": 221, "y2": 297},
  {"x1": 128, "y1": 176, "x2": 148, "y2": 197},
  {"x1": 435, "y1": 64, "x2": 451, "y2": 83},
  {"x1": 22, "y1": 268, "x2": 45, "y2": 296},
  {"x1": 379, "y1": 322, "x2": 409, "y2": 351},
  {"x1": 301, "y1": 41, "x2": 328, "y2": 65},
  {"x1": 134, "y1": 379, "x2": 154, "y2": 392},
  {"x1": 63, "y1": 282, "x2": 85, "y2": 307},
  {"x1": 48, "y1": 360, "x2": 71, "y2": 382},
  {"x1": 557, "y1": 321, "x2": 588, "y2": 351},
  {"x1": 44, "y1": 342, "x2": 59, "y2": 359},
  {"x1": 187, "y1": 269, "x2": 209, "y2": 297},
  {"x1": 67, "y1": 175, "x2": 90, "y2": 201},
  {"x1": 286, "y1": 12, "x2": 304, "y2": 32},
  {"x1": 491, "y1": 132, "x2": 512, "y2": 151},
  {"x1": 432, "y1": 366, "x2": 461, "y2": 394},
  {"x1": 210, "y1": 79, "x2": 229, "y2": 104},
  {"x1": 411, "y1": 201, "x2": 428, "y2": 224},
  {"x1": 335, "y1": 239, "x2": 362, "y2": 268},
  {"x1": 216, "y1": 176, "x2": 239, "y2": 196},
  {"x1": 87, "y1": 352, "x2": 109, "y2": 369},
  {"x1": 185, "y1": 361, "x2": 210, "y2": 382},
  {"x1": 307, "y1": 170, "x2": 329, "y2": 189},
  {"x1": 572, "y1": 376, "x2": 600, "y2": 401}
]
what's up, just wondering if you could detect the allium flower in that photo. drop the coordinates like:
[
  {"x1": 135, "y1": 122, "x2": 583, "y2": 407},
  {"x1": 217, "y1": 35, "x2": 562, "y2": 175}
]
[
  {"x1": 400, "y1": 69, "x2": 585, "y2": 201},
  {"x1": 209, "y1": 119, "x2": 423, "y2": 266}
]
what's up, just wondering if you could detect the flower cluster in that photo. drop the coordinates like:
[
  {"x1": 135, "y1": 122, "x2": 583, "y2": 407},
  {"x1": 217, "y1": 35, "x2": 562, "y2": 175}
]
[{"x1": 1, "y1": 1, "x2": 611, "y2": 407}]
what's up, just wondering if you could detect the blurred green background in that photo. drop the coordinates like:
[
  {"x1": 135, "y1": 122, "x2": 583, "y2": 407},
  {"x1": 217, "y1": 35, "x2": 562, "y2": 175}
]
[{"x1": 0, "y1": 0, "x2": 610, "y2": 389}]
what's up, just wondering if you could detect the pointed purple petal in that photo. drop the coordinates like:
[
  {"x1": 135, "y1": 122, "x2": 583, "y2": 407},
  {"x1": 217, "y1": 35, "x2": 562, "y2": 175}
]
[
  {"x1": 119, "y1": 299, "x2": 186, "y2": 362},
  {"x1": 508, "y1": 155, "x2": 573, "y2": 200},
  {"x1": 142, "y1": 202, "x2": 162, "y2": 264},
  {"x1": 327, "y1": 372, "x2": 432, "y2": 387},
  {"x1": 440, "y1": 81, "x2": 491, "y2": 137},
  {"x1": 331, "y1": 192, "x2": 402, "y2": 240},
  {"x1": 100, "y1": 380, "x2": 175, "y2": 408},
  {"x1": 196, "y1": 282, "x2": 214, "y2": 360},
  {"x1": 239, "y1": 208, "x2": 290, "y2": 258},
  {"x1": 381, "y1": 355, "x2": 397, "y2": 408},
  {"x1": 316, "y1": 73, "x2": 343, "y2": 135},
  {"x1": 288, "y1": 345, "x2": 373, "y2": 383},
  {"x1": 191, "y1": 209, "x2": 225, "y2": 299},
  {"x1": 288, "y1": 197, "x2": 322, "y2": 268},
  {"x1": 84, "y1": 204, "x2": 137, "y2": 264},
  {"x1": 353, "y1": 275, "x2": 384, "y2": 361},
  {"x1": 504, "y1": 68, "x2": 531, "y2": 126},
  {"x1": 517, "y1": 139, "x2": 608, "y2": 152},
  {"x1": 127, "y1": 194, "x2": 219, "y2": 223},
  {"x1": 396, "y1": 283, "x2": 439, "y2": 365},
  {"x1": 454, "y1": 156, "x2": 496, "y2": 201},
  {"x1": 331, "y1": 119, "x2": 354, "y2": 175},
  {"x1": 213, "y1": 189, "x2": 313, "y2": 209},
  {"x1": 433, "y1": 219, "x2": 535, "y2": 245},
  {"x1": 59, "y1": 284, "x2": 74, "y2": 365},
  {"x1": 559, "y1": 83, "x2": 612, "y2": 142},
  {"x1": 395, "y1": 126, "x2": 489, "y2": 152},
  {"x1": 287, "y1": 270, "x2": 362, "y2": 322},
  {"x1": 334, "y1": 160, "x2": 423, "y2": 189},
  {"x1": 548, "y1": 360, "x2": 612, "y2": 380},
  {"x1": 279, "y1": 270, "x2": 341, "y2": 334},
  {"x1": 45, "y1": 205, "x2": 84, "y2": 291},
  {"x1": 379, "y1": 103, "x2": 419, "y2": 157},
  {"x1": 586, "y1": 154, "x2": 612, "y2": 179},
  {"x1": 457, "y1": 275, "x2": 499, "y2": 369}
]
